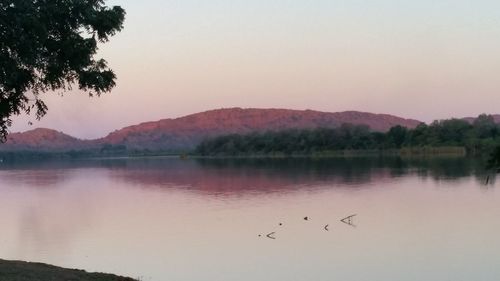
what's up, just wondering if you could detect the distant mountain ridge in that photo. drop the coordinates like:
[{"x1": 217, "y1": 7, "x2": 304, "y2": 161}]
[
  {"x1": 1, "y1": 108, "x2": 423, "y2": 152},
  {"x1": 3, "y1": 128, "x2": 88, "y2": 152}
]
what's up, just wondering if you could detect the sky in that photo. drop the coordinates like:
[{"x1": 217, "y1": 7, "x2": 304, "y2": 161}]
[{"x1": 10, "y1": 0, "x2": 500, "y2": 139}]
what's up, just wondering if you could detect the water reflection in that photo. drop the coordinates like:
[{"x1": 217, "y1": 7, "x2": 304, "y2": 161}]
[
  {"x1": 0, "y1": 156, "x2": 490, "y2": 192},
  {"x1": 0, "y1": 157, "x2": 498, "y2": 281}
]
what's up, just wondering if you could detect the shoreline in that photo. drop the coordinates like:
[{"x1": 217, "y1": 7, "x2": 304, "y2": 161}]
[
  {"x1": 0, "y1": 146, "x2": 470, "y2": 162},
  {"x1": 0, "y1": 259, "x2": 137, "y2": 281}
]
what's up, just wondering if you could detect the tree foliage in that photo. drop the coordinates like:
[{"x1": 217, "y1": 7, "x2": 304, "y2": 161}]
[
  {"x1": 196, "y1": 115, "x2": 500, "y2": 157},
  {"x1": 0, "y1": 0, "x2": 125, "y2": 140}
]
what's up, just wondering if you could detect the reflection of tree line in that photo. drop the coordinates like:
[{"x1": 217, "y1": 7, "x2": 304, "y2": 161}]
[
  {"x1": 194, "y1": 157, "x2": 487, "y2": 181},
  {"x1": 107, "y1": 157, "x2": 490, "y2": 193},
  {"x1": 0, "y1": 157, "x2": 490, "y2": 190}
]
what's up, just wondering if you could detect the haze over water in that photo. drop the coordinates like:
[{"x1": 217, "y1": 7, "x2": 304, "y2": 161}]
[{"x1": 0, "y1": 157, "x2": 498, "y2": 280}]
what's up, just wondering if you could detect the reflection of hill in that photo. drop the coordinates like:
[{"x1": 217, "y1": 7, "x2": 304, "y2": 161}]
[
  {"x1": 108, "y1": 158, "x2": 393, "y2": 194},
  {"x1": 105, "y1": 157, "x2": 487, "y2": 194},
  {"x1": 0, "y1": 157, "x2": 488, "y2": 192},
  {"x1": 0, "y1": 168, "x2": 75, "y2": 188}
]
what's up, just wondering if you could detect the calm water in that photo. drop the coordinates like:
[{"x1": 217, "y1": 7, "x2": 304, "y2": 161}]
[{"x1": 0, "y1": 157, "x2": 499, "y2": 281}]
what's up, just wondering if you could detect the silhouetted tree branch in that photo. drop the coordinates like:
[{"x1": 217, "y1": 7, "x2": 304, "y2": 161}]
[{"x1": 0, "y1": 0, "x2": 125, "y2": 141}]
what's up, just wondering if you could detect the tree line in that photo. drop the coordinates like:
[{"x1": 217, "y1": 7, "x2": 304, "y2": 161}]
[{"x1": 195, "y1": 114, "x2": 500, "y2": 157}]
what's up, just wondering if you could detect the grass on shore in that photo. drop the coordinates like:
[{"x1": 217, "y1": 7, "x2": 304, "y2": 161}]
[{"x1": 0, "y1": 259, "x2": 137, "y2": 281}]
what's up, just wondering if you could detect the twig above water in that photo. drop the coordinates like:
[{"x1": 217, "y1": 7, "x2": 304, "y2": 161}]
[{"x1": 340, "y1": 214, "x2": 357, "y2": 227}]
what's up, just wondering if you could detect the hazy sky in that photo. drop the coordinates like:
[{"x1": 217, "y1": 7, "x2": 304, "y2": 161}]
[{"x1": 11, "y1": 0, "x2": 500, "y2": 139}]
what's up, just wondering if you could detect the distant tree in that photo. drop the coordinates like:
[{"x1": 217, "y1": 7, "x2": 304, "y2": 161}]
[
  {"x1": 473, "y1": 114, "x2": 498, "y2": 139},
  {"x1": 438, "y1": 119, "x2": 471, "y2": 145},
  {"x1": 0, "y1": 0, "x2": 125, "y2": 141},
  {"x1": 386, "y1": 125, "x2": 408, "y2": 148},
  {"x1": 407, "y1": 123, "x2": 428, "y2": 146}
]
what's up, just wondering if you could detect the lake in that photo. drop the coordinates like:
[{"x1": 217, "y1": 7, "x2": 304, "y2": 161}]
[{"x1": 0, "y1": 157, "x2": 498, "y2": 281}]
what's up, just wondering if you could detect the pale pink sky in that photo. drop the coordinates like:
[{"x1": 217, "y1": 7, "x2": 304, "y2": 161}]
[{"x1": 11, "y1": 0, "x2": 500, "y2": 139}]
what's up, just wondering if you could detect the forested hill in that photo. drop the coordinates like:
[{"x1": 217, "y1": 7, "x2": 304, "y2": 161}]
[
  {"x1": 1, "y1": 108, "x2": 421, "y2": 153},
  {"x1": 3, "y1": 110, "x2": 500, "y2": 157},
  {"x1": 196, "y1": 115, "x2": 500, "y2": 156}
]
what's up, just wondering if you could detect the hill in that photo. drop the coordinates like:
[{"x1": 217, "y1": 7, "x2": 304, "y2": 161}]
[
  {"x1": 97, "y1": 108, "x2": 422, "y2": 151},
  {"x1": 0, "y1": 128, "x2": 86, "y2": 152},
  {"x1": 1, "y1": 108, "x2": 422, "y2": 152}
]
